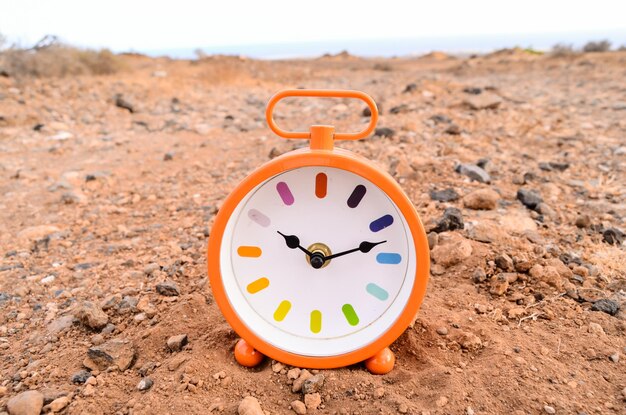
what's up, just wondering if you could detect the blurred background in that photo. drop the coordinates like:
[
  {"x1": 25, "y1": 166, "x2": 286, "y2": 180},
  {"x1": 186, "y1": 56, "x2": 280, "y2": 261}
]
[{"x1": 2, "y1": 0, "x2": 626, "y2": 62}]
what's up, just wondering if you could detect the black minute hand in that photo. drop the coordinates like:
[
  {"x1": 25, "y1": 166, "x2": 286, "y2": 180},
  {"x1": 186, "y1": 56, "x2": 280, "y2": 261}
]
[
  {"x1": 324, "y1": 240, "x2": 387, "y2": 261},
  {"x1": 277, "y1": 231, "x2": 314, "y2": 257}
]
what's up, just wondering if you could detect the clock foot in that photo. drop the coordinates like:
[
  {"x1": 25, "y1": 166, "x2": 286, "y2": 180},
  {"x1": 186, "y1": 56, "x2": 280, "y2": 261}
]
[
  {"x1": 234, "y1": 339, "x2": 265, "y2": 367},
  {"x1": 364, "y1": 347, "x2": 395, "y2": 375}
]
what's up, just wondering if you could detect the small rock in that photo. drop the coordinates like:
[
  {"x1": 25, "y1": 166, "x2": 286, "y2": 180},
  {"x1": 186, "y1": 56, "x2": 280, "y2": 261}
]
[
  {"x1": 608, "y1": 352, "x2": 620, "y2": 363},
  {"x1": 445, "y1": 123, "x2": 461, "y2": 135},
  {"x1": 137, "y1": 377, "x2": 153, "y2": 391},
  {"x1": 591, "y1": 299, "x2": 620, "y2": 316},
  {"x1": 473, "y1": 268, "x2": 487, "y2": 283},
  {"x1": 156, "y1": 281, "x2": 180, "y2": 296},
  {"x1": 436, "y1": 327, "x2": 448, "y2": 336},
  {"x1": 436, "y1": 396, "x2": 449, "y2": 407},
  {"x1": 238, "y1": 396, "x2": 263, "y2": 415},
  {"x1": 427, "y1": 232, "x2": 438, "y2": 250},
  {"x1": 115, "y1": 94, "x2": 134, "y2": 113},
  {"x1": 474, "y1": 303, "x2": 488, "y2": 314},
  {"x1": 457, "y1": 332, "x2": 482, "y2": 351},
  {"x1": 544, "y1": 405, "x2": 556, "y2": 414},
  {"x1": 431, "y1": 233, "x2": 472, "y2": 268},
  {"x1": 588, "y1": 322, "x2": 605, "y2": 335},
  {"x1": 374, "y1": 127, "x2": 395, "y2": 138},
  {"x1": 167, "y1": 334, "x2": 189, "y2": 352},
  {"x1": 7, "y1": 390, "x2": 44, "y2": 415},
  {"x1": 301, "y1": 374, "x2": 325, "y2": 394},
  {"x1": 489, "y1": 274, "x2": 510, "y2": 296},
  {"x1": 304, "y1": 393, "x2": 321, "y2": 410},
  {"x1": 143, "y1": 263, "x2": 160, "y2": 275},
  {"x1": 495, "y1": 254, "x2": 514, "y2": 272},
  {"x1": 463, "y1": 92, "x2": 502, "y2": 110},
  {"x1": 455, "y1": 164, "x2": 491, "y2": 183},
  {"x1": 71, "y1": 369, "x2": 91, "y2": 384},
  {"x1": 516, "y1": 188, "x2": 543, "y2": 211},
  {"x1": 431, "y1": 207, "x2": 464, "y2": 233},
  {"x1": 163, "y1": 152, "x2": 174, "y2": 161},
  {"x1": 374, "y1": 387, "x2": 385, "y2": 398},
  {"x1": 429, "y1": 188, "x2": 459, "y2": 202},
  {"x1": 291, "y1": 400, "x2": 307, "y2": 415},
  {"x1": 287, "y1": 368, "x2": 301, "y2": 380},
  {"x1": 271, "y1": 361, "x2": 284, "y2": 373},
  {"x1": 463, "y1": 188, "x2": 499, "y2": 210},
  {"x1": 87, "y1": 338, "x2": 136, "y2": 371},
  {"x1": 292, "y1": 370, "x2": 313, "y2": 393},
  {"x1": 466, "y1": 407, "x2": 475, "y2": 415},
  {"x1": 602, "y1": 227, "x2": 624, "y2": 245},
  {"x1": 76, "y1": 301, "x2": 109, "y2": 330},
  {"x1": 82, "y1": 384, "x2": 96, "y2": 397},
  {"x1": 575, "y1": 214, "x2": 591, "y2": 228},
  {"x1": 48, "y1": 396, "x2": 70, "y2": 412}
]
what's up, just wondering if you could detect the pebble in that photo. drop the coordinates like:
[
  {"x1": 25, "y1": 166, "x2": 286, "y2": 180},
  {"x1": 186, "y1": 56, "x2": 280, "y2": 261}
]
[
  {"x1": 455, "y1": 163, "x2": 491, "y2": 183},
  {"x1": 431, "y1": 207, "x2": 464, "y2": 233},
  {"x1": 163, "y1": 152, "x2": 174, "y2": 161},
  {"x1": 457, "y1": 332, "x2": 482, "y2": 351},
  {"x1": 436, "y1": 327, "x2": 448, "y2": 336},
  {"x1": 292, "y1": 369, "x2": 313, "y2": 393},
  {"x1": 591, "y1": 299, "x2": 620, "y2": 316},
  {"x1": 427, "y1": 232, "x2": 438, "y2": 250},
  {"x1": 516, "y1": 188, "x2": 543, "y2": 211},
  {"x1": 291, "y1": 400, "x2": 307, "y2": 414},
  {"x1": 602, "y1": 227, "x2": 624, "y2": 245},
  {"x1": 76, "y1": 301, "x2": 109, "y2": 330},
  {"x1": 87, "y1": 338, "x2": 136, "y2": 371},
  {"x1": 238, "y1": 396, "x2": 264, "y2": 415},
  {"x1": 431, "y1": 233, "x2": 472, "y2": 267},
  {"x1": 137, "y1": 377, "x2": 154, "y2": 391},
  {"x1": 544, "y1": 405, "x2": 556, "y2": 414},
  {"x1": 490, "y1": 274, "x2": 509, "y2": 296},
  {"x1": 115, "y1": 94, "x2": 134, "y2": 113},
  {"x1": 575, "y1": 214, "x2": 591, "y2": 228},
  {"x1": 304, "y1": 393, "x2": 321, "y2": 410},
  {"x1": 608, "y1": 352, "x2": 620, "y2": 363},
  {"x1": 47, "y1": 396, "x2": 70, "y2": 412},
  {"x1": 301, "y1": 374, "x2": 325, "y2": 394},
  {"x1": 374, "y1": 127, "x2": 395, "y2": 138},
  {"x1": 429, "y1": 188, "x2": 459, "y2": 202},
  {"x1": 7, "y1": 390, "x2": 44, "y2": 415},
  {"x1": 466, "y1": 407, "x2": 475, "y2": 415},
  {"x1": 463, "y1": 92, "x2": 502, "y2": 110},
  {"x1": 374, "y1": 387, "x2": 385, "y2": 398},
  {"x1": 71, "y1": 369, "x2": 92, "y2": 384},
  {"x1": 167, "y1": 334, "x2": 189, "y2": 352},
  {"x1": 156, "y1": 280, "x2": 180, "y2": 296},
  {"x1": 463, "y1": 188, "x2": 500, "y2": 210},
  {"x1": 82, "y1": 384, "x2": 96, "y2": 397},
  {"x1": 287, "y1": 368, "x2": 301, "y2": 380},
  {"x1": 588, "y1": 322, "x2": 605, "y2": 335},
  {"x1": 495, "y1": 254, "x2": 514, "y2": 272}
]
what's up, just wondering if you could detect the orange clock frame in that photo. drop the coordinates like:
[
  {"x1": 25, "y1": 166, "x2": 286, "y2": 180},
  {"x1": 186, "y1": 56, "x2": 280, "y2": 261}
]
[{"x1": 207, "y1": 90, "x2": 430, "y2": 369}]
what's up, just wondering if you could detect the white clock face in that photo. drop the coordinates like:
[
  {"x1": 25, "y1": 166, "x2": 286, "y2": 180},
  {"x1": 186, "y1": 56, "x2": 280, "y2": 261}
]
[{"x1": 220, "y1": 166, "x2": 416, "y2": 356}]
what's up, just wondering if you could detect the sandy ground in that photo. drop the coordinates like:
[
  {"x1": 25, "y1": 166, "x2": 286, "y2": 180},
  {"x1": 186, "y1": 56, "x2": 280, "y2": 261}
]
[{"x1": 0, "y1": 50, "x2": 625, "y2": 415}]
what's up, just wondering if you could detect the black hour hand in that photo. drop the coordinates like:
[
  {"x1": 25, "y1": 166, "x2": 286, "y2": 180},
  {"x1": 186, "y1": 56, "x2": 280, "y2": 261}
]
[{"x1": 277, "y1": 231, "x2": 313, "y2": 257}]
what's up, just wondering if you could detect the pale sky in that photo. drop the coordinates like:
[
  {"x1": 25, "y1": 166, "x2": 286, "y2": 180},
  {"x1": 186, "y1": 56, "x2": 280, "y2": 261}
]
[{"x1": 2, "y1": 0, "x2": 626, "y2": 53}]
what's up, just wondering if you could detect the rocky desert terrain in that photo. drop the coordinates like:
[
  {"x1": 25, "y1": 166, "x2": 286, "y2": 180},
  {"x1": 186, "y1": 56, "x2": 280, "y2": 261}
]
[{"x1": 0, "y1": 49, "x2": 625, "y2": 415}]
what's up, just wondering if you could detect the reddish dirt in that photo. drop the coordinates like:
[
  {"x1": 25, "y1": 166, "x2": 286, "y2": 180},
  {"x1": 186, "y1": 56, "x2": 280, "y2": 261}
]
[{"x1": 0, "y1": 50, "x2": 625, "y2": 415}]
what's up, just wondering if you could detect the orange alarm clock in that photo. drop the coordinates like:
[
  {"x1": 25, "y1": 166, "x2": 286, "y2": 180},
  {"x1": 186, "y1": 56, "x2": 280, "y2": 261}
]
[{"x1": 207, "y1": 89, "x2": 430, "y2": 374}]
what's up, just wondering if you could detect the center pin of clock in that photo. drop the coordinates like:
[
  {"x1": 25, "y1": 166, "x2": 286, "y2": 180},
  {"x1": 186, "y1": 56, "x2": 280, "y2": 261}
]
[{"x1": 306, "y1": 242, "x2": 332, "y2": 269}]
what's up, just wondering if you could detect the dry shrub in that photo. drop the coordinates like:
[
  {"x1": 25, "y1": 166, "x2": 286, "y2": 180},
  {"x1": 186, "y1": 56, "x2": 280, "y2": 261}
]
[
  {"x1": 551, "y1": 43, "x2": 575, "y2": 57},
  {"x1": 583, "y1": 40, "x2": 611, "y2": 53},
  {"x1": 195, "y1": 55, "x2": 260, "y2": 84},
  {"x1": 0, "y1": 45, "x2": 123, "y2": 78}
]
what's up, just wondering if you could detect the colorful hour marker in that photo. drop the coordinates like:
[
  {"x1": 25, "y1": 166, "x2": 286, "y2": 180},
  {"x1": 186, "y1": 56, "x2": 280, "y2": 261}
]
[
  {"x1": 376, "y1": 253, "x2": 402, "y2": 264},
  {"x1": 246, "y1": 277, "x2": 269, "y2": 294},
  {"x1": 366, "y1": 283, "x2": 389, "y2": 301},
  {"x1": 273, "y1": 300, "x2": 292, "y2": 322},
  {"x1": 248, "y1": 209, "x2": 270, "y2": 227},
  {"x1": 369, "y1": 214, "x2": 394, "y2": 232},
  {"x1": 347, "y1": 184, "x2": 367, "y2": 208},
  {"x1": 341, "y1": 304, "x2": 359, "y2": 326},
  {"x1": 276, "y1": 182, "x2": 294, "y2": 205},
  {"x1": 310, "y1": 310, "x2": 322, "y2": 333},
  {"x1": 315, "y1": 173, "x2": 327, "y2": 198},
  {"x1": 237, "y1": 246, "x2": 262, "y2": 257}
]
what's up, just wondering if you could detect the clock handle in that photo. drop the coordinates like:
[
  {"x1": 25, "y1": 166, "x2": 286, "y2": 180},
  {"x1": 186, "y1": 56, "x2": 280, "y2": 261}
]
[{"x1": 266, "y1": 89, "x2": 379, "y2": 149}]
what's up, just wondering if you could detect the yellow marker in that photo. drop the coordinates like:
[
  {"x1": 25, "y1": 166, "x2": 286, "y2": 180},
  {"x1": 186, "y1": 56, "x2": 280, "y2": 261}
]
[
  {"x1": 237, "y1": 246, "x2": 262, "y2": 257},
  {"x1": 310, "y1": 310, "x2": 322, "y2": 333},
  {"x1": 273, "y1": 300, "x2": 292, "y2": 322},
  {"x1": 246, "y1": 277, "x2": 269, "y2": 294}
]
